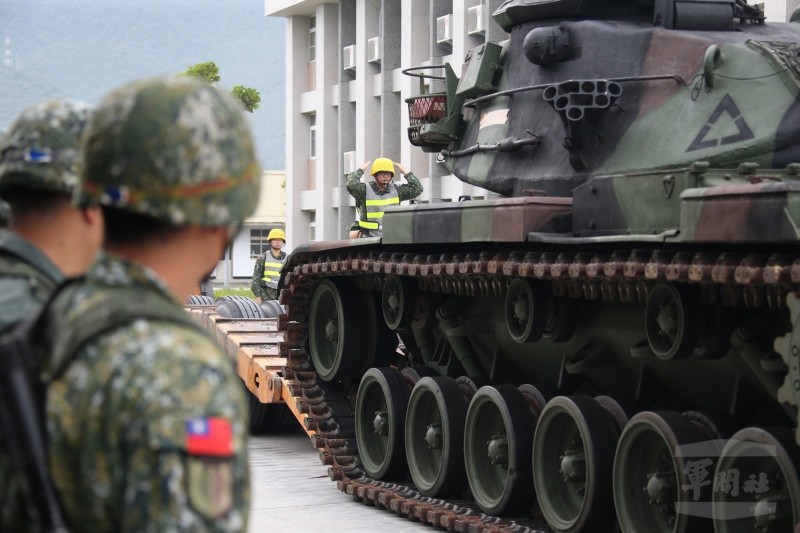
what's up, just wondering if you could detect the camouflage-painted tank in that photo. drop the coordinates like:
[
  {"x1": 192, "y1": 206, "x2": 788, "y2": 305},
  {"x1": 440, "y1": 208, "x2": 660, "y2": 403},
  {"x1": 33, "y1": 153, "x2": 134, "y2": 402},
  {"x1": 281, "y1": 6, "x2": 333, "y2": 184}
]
[{"x1": 277, "y1": 1, "x2": 800, "y2": 531}]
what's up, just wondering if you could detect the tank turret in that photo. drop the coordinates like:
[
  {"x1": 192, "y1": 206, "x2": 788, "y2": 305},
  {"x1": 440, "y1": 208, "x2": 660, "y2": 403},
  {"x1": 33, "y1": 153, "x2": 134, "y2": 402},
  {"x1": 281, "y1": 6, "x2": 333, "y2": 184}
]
[{"x1": 407, "y1": 0, "x2": 798, "y2": 199}]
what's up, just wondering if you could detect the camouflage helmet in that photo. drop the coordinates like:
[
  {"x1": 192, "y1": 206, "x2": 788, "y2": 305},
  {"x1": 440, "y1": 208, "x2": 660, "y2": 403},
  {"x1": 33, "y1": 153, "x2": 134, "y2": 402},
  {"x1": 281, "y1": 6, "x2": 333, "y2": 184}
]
[
  {"x1": 0, "y1": 99, "x2": 93, "y2": 196},
  {"x1": 77, "y1": 76, "x2": 261, "y2": 227}
]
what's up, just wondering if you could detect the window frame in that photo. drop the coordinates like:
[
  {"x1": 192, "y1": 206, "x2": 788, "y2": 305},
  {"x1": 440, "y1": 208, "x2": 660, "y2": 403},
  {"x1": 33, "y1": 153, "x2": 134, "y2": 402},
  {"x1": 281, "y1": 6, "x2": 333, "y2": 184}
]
[
  {"x1": 309, "y1": 15, "x2": 316, "y2": 62},
  {"x1": 308, "y1": 211, "x2": 316, "y2": 242},
  {"x1": 309, "y1": 113, "x2": 317, "y2": 159},
  {"x1": 249, "y1": 228, "x2": 271, "y2": 258}
]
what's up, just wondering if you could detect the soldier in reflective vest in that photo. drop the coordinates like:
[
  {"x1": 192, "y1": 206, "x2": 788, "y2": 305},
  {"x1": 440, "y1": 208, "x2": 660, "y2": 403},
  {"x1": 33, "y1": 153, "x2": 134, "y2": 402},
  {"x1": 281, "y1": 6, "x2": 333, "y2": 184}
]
[
  {"x1": 345, "y1": 157, "x2": 423, "y2": 238},
  {"x1": 251, "y1": 227, "x2": 286, "y2": 302}
]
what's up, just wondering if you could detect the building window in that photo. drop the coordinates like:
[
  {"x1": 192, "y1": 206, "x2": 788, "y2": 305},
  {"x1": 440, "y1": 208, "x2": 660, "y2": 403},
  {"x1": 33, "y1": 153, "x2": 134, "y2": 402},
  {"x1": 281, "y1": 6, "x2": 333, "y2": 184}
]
[
  {"x1": 309, "y1": 114, "x2": 317, "y2": 159},
  {"x1": 309, "y1": 211, "x2": 316, "y2": 242},
  {"x1": 309, "y1": 15, "x2": 316, "y2": 62},
  {"x1": 249, "y1": 228, "x2": 272, "y2": 258}
]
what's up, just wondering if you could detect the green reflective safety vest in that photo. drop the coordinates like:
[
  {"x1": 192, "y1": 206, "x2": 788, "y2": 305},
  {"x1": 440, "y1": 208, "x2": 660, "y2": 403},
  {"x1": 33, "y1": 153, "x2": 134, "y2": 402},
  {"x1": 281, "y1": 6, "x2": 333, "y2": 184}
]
[
  {"x1": 261, "y1": 252, "x2": 286, "y2": 290},
  {"x1": 359, "y1": 183, "x2": 399, "y2": 237}
]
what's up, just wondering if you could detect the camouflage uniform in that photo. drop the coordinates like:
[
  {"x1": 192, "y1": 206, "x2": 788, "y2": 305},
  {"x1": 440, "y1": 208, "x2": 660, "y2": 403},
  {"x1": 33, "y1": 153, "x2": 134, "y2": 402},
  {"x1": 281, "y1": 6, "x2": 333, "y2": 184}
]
[
  {"x1": 44, "y1": 251, "x2": 251, "y2": 531},
  {"x1": 345, "y1": 169, "x2": 423, "y2": 237},
  {"x1": 23, "y1": 77, "x2": 259, "y2": 531},
  {"x1": 0, "y1": 99, "x2": 92, "y2": 529},
  {"x1": 251, "y1": 249, "x2": 287, "y2": 300}
]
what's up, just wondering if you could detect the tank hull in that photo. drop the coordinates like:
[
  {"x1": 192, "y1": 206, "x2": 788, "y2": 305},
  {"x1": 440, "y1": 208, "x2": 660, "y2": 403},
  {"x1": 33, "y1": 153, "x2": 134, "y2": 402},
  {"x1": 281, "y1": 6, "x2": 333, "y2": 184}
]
[{"x1": 277, "y1": 217, "x2": 800, "y2": 531}]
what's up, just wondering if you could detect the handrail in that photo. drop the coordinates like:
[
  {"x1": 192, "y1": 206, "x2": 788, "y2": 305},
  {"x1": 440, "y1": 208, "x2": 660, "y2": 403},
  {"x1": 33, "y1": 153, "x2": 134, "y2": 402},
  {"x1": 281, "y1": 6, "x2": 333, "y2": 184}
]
[{"x1": 401, "y1": 65, "x2": 447, "y2": 81}]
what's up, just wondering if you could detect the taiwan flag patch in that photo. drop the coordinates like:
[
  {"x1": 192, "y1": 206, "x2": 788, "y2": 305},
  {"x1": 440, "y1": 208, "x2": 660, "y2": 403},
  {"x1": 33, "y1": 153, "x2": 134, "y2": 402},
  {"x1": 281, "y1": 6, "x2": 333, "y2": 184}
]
[{"x1": 185, "y1": 417, "x2": 234, "y2": 457}]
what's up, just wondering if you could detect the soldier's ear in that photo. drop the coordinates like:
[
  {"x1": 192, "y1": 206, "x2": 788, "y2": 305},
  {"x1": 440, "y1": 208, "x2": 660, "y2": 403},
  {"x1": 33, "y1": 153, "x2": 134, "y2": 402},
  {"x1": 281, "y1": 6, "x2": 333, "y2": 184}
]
[{"x1": 81, "y1": 205, "x2": 103, "y2": 226}]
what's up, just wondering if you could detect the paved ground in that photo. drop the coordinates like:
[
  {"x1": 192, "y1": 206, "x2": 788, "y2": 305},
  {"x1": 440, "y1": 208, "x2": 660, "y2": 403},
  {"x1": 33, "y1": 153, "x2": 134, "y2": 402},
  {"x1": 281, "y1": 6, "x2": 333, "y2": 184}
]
[{"x1": 247, "y1": 433, "x2": 432, "y2": 532}]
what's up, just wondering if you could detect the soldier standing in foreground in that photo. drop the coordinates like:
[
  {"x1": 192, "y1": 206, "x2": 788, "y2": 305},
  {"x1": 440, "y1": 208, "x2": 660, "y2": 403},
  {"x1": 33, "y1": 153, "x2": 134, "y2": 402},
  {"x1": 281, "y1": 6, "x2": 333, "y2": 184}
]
[
  {"x1": 345, "y1": 157, "x2": 422, "y2": 238},
  {"x1": 0, "y1": 101, "x2": 103, "y2": 529},
  {"x1": 251, "y1": 228, "x2": 287, "y2": 302},
  {"x1": 29, "y1": 77, "x2": 260, "y2": 531}
]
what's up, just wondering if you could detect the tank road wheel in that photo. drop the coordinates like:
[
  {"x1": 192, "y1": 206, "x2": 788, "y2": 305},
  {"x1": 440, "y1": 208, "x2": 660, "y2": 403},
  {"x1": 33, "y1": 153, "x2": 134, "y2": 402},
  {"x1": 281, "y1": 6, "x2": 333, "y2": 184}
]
[
  {"x1": 355, "y1": 367, "x2": 410, "y2": 479},
  {"x1": 645, "y1": 283, "x2": 701, "y2": 360},
  {"x1": 308, "y1": 278, "x2": 362, "y2": 381},
  {"x1": 692, "y1": 305, "x2": 734, "y2": 359},
  {"x1": 532, "y1": 396, "x2": 619, "y2": 532},
  {"x1": 411, "y1": 292, "x2": 444, "y2": 330},
  {"x1": 400, "y1": 366, "x2": 437, "y2": 388},
  {"x1": 543, "y1": 297, "x2": 578, "y2": 343},
  {"x1": 382, "y1": 275, "x2": 417, "y2": 331},
  {"x1": 365, "y1": 291, "x2": 400, "y2": 370},
  {"x1": 712, "y1": 427, "x2": 800, "y2": 533},
  {"x1": 613, "y1": 411, "x2": 719, "y2": 533},
  {"x1": 405, "y1": 376, "x2": 469, "y2": 497},
  {"x1": 464, "y1": 385, "x2": 535, "y2": 515},
  {"x1": 505, "y1": 279, "x2": 550, "y2": 343}
]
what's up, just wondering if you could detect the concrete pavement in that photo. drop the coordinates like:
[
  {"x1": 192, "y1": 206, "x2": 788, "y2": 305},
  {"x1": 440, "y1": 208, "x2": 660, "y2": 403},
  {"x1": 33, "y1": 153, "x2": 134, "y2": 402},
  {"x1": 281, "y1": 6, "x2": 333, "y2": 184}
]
[{"x1": 247, "y1": 433, "x2": 432, "y2": 532}]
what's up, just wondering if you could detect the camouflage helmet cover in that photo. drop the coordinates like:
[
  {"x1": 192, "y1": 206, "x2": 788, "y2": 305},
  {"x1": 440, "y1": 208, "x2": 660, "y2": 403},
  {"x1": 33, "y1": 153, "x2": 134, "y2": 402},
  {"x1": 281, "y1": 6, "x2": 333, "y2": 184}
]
[
  {"x1": 78, "y1": 76, "x2": 261, "y2": 227},
  {"x1": 0, "y1": 99, "x2": 93, "y2": 195}
]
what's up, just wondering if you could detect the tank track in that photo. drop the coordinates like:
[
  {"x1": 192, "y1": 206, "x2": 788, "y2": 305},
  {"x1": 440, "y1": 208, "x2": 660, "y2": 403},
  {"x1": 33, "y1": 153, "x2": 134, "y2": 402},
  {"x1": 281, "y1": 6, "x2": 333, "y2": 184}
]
[{"x1": 277, "y1": 247, "x2": 799, "y2": 532}]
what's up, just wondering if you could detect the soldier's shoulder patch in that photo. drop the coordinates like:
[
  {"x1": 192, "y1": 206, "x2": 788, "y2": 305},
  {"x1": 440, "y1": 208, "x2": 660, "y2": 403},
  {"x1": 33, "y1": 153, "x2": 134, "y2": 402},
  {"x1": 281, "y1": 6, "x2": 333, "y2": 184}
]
[
  {"x1": 185, "y1": 417, "x2": 234, "y2": 457},
  {"x1": 185, "y1": 417, "x2": 235, "y2": 519},
  {"x1": 187, "y1": 456, "x2": 234, "y2": 519}
]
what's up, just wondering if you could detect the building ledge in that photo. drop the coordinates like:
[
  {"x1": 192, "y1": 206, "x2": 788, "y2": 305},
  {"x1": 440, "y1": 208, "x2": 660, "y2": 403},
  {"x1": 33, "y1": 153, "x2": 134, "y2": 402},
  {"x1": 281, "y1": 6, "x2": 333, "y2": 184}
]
[
  {"x1": 300, "y1": 89, "x2": 317, "y2": 113},
  {"x1": 265, "y1": 0, "x2": 327, "y2": 18},
  {"x1": 300, "y1": 189, "x2": 317, "y2": 210}
]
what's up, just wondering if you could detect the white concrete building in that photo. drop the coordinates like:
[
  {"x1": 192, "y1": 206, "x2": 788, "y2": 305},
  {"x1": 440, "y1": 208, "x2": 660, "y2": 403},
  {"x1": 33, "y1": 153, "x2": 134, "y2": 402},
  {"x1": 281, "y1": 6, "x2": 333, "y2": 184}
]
[
  {"x1": 763, "y1": 0, "x2": 800, "y2": 21},
  {"x1": 267, "y1": 0, "x2": 800, "y2": 246},
  {"x1": 266, "y1": 0, "x2": 508, "y2": 245}
]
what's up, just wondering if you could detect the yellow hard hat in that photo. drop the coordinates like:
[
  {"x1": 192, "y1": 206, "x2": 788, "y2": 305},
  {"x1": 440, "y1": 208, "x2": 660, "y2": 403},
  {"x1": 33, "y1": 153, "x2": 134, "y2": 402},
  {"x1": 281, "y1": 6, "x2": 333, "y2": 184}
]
[
  {"x1": 370, "y1": 157, "x2": 394, "y2": 176},
  {"x1": 267, "y1": 228, "x2": 286, "y2": 242}
]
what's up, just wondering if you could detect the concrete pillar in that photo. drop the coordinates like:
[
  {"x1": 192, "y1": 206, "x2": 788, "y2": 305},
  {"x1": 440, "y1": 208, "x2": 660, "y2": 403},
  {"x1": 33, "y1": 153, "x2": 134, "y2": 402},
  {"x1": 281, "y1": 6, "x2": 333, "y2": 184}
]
[
  {"x1": 400, "y1": 0, "x2": 431, "y2": 195},
  {"x1": 356, "y1": 0, "x2": 381, "y2": 161},
  {"x1": 380, "y1": 0, "x2": 401, "y2": 161},
  {"x1": 315, "y1": 3, "x2": 341, "y2": 241},
  {"x1": 338, "y1": 0, "x2": 357, "y2": 237},
  {"x1": 284, "y1": 15, "x2": 310, "y2": 247}
]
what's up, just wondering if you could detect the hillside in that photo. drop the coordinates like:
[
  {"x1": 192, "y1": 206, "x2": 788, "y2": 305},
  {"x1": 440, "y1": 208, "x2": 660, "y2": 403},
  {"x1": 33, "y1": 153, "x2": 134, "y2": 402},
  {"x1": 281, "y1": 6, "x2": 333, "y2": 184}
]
[
  {"x1": 0, "y1": 68, "x2": 72, "y2": 130},
  {"x1": 0, "y1": 0, "x2": 285, "y2": 169}
]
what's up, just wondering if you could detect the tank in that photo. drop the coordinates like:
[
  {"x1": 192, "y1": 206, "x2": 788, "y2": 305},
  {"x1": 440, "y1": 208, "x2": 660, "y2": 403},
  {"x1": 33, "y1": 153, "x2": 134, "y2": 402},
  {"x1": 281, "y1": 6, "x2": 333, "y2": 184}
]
[{"x1": 274, "y1": 1, "x2": 800, "y2": 531}]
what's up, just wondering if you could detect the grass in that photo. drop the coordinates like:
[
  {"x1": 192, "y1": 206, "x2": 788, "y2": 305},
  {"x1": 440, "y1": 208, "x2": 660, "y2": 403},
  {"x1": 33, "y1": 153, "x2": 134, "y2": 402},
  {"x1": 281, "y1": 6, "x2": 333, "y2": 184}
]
[{"x1": 212, "y1": 286, "x2": 255, "y2": 299}]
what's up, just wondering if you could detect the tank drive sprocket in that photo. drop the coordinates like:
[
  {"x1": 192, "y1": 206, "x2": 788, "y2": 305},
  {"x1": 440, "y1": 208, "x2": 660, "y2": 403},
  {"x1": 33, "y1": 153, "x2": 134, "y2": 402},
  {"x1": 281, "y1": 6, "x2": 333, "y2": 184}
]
[{"x1": 776, "y1": 292, "x2": 800, "y2": 445}]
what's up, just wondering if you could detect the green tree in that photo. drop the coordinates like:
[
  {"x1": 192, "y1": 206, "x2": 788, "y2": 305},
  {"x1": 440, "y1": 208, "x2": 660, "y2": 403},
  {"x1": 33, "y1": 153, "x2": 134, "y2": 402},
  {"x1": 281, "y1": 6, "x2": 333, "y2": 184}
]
[
  {"x1": 182, "y1": 61, "x2": 261, "y2": 113},
  {"x1": 231, "y1": 85, "x2": 261, "y2": 113},
  {"x1": 184, "y1": 61, "x2": 220, "y2": 84}
]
